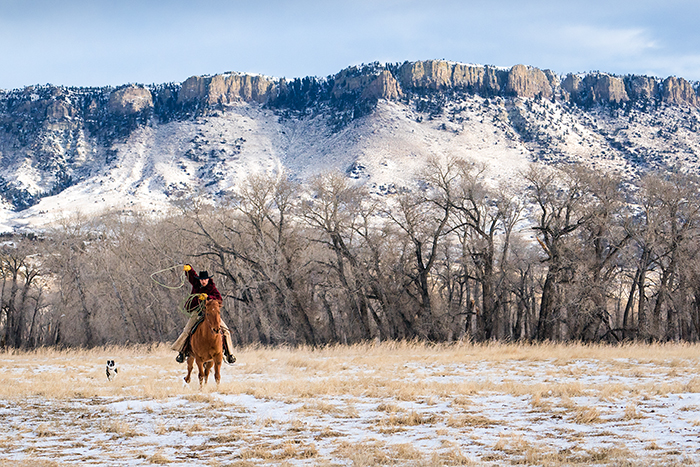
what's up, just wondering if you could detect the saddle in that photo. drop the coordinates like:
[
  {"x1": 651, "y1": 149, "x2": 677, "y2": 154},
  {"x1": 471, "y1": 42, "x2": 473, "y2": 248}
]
[
  {"x1": 182, "y1": 314, "x2": 205, "y2": 355},
  {"x1": 189, "y1": 314, "x2": 206, "y2": 336}
]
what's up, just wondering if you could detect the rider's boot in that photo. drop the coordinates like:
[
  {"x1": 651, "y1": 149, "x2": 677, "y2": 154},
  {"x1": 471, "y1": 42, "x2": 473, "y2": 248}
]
[
  {"x1": 223, "y1": 341, "x2": 236, "y2": 364},
  {"x1": 176, "y1": 337, "x2": 190, "y2": 363}
]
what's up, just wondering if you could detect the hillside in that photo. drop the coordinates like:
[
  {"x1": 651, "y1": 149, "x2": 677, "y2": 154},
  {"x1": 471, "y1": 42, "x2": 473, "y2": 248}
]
[{"x1": 1, "y1": 60, "x2": 699, "y2": 231}]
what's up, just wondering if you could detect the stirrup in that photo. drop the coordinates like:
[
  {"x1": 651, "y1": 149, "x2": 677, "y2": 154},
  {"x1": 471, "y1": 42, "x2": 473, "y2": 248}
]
[{"x1": 176, "y1": 352, "x2": 185, "y2": 363}]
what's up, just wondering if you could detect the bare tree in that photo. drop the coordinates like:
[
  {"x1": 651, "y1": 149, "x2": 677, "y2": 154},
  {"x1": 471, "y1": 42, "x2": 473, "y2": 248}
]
[
  {"x1": 386, "y1": 158, "x2": 455, "y2": 339},
  {"x1": 570, "y1": 169, "x2": 631, "y2": 341},
  {"x1": 636, "y1": 171, "x2": 700, "y2": 341},
  {"x1": 524, "y1": 164, "x2": 593, "y2": 341},
  {"x1": 0, "y1": 238, "x2": 45, "y2": 348},
  {"x1": 303, "y1": 172, "x2": 383, "y2": 341},
  {"x1": 449, "y1": 160, "x2": 522, "y2": 340}
]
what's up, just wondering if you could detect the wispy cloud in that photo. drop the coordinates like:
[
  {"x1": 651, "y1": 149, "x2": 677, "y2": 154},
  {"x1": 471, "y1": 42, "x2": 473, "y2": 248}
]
[{"x1": 558, "y1": 25, "x2": 658, "y2": 59}]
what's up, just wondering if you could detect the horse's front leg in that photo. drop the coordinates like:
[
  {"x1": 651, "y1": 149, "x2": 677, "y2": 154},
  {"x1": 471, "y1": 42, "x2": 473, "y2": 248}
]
[
  {"x1": 196, "y1": 359, "x2": 206, "y2": 387},
  {"x1": 214, "y1": 356, "x2": 222, "y2": 385},
  {"x1": 184, "y1": 355, "x2": 194, "y2": 383}
]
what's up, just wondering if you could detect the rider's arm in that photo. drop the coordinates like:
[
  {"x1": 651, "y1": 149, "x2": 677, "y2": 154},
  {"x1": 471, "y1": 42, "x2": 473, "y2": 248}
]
[{"x1": 184, "y1": 264, "x2": 199, "y2": 287}]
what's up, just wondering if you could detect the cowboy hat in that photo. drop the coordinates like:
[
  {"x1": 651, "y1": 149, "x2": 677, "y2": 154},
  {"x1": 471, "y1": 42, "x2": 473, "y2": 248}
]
[{"x1": 197, "y1": 270, "x2": 212, "y2": 280}]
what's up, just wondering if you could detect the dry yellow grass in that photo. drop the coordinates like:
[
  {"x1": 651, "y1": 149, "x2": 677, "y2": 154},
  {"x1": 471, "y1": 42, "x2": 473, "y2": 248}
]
[
  {"x1": 1, "y1": 341, "x2": 699, "y2": 466},
  {"x1": 2, "y1": 341, "x2": 699, "y2": 400}
]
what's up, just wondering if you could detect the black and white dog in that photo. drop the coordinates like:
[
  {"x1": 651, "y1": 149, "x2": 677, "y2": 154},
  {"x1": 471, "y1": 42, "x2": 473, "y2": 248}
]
[{"x1": 106, "y1": 360, "x2": 118, "y2": 381}]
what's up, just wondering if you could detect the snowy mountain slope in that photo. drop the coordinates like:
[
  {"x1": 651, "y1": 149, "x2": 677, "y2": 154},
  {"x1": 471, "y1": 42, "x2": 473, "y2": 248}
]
[{"x1": 1, "y1": 60, "x2": 699, "y2": 231}]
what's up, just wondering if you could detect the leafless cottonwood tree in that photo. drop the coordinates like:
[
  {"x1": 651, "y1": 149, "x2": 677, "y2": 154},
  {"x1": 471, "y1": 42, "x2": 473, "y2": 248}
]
[
  {"x1": 303, "y1": 172, "x2": 383, "y2": 342},
  {"x1": 0, "y1": 238, "x2": 45, "y2": 348},
  {"x1": 524, "y1": 164, "x2": 593, "y2": 341},
  {"x1": 447, "y1": 159, "x2": 523, "y2": 340},
  {"x1": 568, "y1": 169, "x2": 631, "y2": 342},
  {"x1": 632, "y1": 171, "x2": 700, "y2": 341},
  {"x1": 385, "y1": 158, "x2": 455, "y2": 340}
]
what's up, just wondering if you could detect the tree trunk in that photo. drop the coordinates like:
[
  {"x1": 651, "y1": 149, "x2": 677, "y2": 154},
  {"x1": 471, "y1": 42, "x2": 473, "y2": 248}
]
[
  {"x1": 73, "y1": 268, "x2": 94, "y2": 347},
  {"x1": 537, "y1": 269, "x2": 557, "y2": 341},
  {"x1": 622, "y1": 267, "x2": 640, "y2": 339}
]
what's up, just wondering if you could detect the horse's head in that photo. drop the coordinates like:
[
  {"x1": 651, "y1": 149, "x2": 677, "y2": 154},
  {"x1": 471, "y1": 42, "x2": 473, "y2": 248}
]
[{"x1": 204, "y1": 299, "x2": 222, "y2": 334}]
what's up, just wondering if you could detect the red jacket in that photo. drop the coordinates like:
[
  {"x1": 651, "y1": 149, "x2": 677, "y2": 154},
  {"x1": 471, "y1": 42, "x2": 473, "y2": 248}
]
[{"x1": 186, "y1": 268, "x2": 222, "y2": 314}]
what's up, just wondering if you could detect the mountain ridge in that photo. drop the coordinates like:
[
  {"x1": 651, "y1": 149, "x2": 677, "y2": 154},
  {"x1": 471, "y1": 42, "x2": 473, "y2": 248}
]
[{"x1": 1, "y1": 59, "x2": 699, "y2": 231}]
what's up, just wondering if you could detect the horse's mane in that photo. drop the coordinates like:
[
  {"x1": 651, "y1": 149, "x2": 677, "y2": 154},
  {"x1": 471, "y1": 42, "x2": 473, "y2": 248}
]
[{"x1": 206, "y1": 299, "x2": 221, "y2": 315}]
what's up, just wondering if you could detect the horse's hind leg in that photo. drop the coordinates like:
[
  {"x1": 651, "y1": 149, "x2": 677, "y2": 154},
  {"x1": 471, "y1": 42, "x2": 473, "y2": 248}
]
[{"x1": 184, "y1": 355, "x2": 194, "y2": 384}]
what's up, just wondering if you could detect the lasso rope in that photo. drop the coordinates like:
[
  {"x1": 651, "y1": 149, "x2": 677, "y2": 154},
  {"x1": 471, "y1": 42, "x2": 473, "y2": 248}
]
[
  {"x1": 151, "y1": 264, "x2": 207, "y2": 316},
  {"x1": 179, "y1": 293, "x2": 207, "y2": 317},
  {"x1": 150, "y1": 264, "x2": 187, "y2": 289}
]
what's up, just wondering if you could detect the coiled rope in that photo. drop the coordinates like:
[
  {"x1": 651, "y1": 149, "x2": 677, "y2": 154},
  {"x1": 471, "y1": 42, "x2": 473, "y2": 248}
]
[
  {"x1": 179, "y1": 293, "x2": 207, "y2": 317},
  {"x1": 151, "y1": 264, "x2": 206, "y2": 316}
]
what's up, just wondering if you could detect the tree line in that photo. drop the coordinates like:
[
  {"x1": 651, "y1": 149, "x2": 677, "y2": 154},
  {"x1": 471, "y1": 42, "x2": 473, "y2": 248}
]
[{"x1": 2, "y1": 159, "x2": 700, "y2": 349}]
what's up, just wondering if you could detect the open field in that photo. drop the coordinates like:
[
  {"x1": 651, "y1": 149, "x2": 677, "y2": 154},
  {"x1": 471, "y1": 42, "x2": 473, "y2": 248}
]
[{"x1": 1, "y1": 342, "x2": 699, "y2": 466}]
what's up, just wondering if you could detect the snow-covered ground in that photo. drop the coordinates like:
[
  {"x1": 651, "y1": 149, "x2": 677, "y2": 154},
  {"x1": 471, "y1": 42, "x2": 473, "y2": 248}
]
[
  {"x1": 6, "y1": 91, "x2": 696, "y2": 233},
  {"x1": 1, "y1": 343, "x2": 699, "y2": 465}
]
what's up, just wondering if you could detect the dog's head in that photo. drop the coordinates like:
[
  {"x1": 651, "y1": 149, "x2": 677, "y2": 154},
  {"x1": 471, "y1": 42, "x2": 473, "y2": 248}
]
[{"x1": 106, "y1": 360, "x2": 118, "y2": 380}]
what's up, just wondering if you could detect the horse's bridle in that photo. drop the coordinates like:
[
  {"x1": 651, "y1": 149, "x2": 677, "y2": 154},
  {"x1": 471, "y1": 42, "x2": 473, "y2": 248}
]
[
  {"x1": 201, "y1": 299, "x2": 223, "y2": 337},
  {"x1": 203, "y1": 310, "x2": 222, "y2": 336}
]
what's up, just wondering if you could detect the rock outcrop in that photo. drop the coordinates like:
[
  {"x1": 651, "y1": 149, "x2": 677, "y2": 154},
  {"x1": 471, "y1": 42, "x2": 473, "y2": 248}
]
[
  {"x1": 177, "y1": 73, "x2": 276, "y2": 106},
  {"x1": 562, "y1": 73, "x2": 629, "y2": 104},
  {"x1": 331, "y1": 68, "x2": 402, "y2": 100},
  {"x1": 588, "y1": 74, "x2": 629, "y2": 103},
  {"x1": 361, "y1": 70, "x2": 402, "y2": 101},
  {"x1": 396, "y1": 60, "x2": 508, "y2": 95},
  {"x1": 625, "y1": 75, "x2": 659, "y2": 101},
  {"x1": 108, "y1": 85, "x2": 153, "y2": 114},
  {"x1": 393, "y1": 60, "x2": 558, "y2": 99},
  {"x1": 506, "y1": 64, "x2": 554, "y2": 99},
  {"x1": 46, "y1": 99, "x2": 75, "y2": 121},
  {"x1": 397, "y1": 60, "x2": 454, "y2": 89},
  {"x1": 662, "y1": 76, "x2": 699, "y2": 106},
  {"x1": 452, "y1": 63, "x2": 506, "y2": 95},
  {"x1": 170, "y1": 60, "x2": 698, "y2": 109}
]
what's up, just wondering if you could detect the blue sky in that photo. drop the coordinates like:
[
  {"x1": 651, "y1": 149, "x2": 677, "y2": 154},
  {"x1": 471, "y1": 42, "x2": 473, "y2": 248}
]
[{"x1": 1, "y1": 0, "x2": 699, "y2": 90}]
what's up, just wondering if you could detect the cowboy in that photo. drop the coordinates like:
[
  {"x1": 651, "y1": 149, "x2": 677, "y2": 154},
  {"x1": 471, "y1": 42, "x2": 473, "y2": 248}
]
[{"x1": 172, "y1": 264, "x2": 236, "y2": 364}]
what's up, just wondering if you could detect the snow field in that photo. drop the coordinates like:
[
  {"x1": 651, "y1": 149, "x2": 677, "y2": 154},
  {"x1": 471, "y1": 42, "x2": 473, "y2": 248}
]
[{"x1": 0, "y1": 342, "x2": 699, "y2": 466}]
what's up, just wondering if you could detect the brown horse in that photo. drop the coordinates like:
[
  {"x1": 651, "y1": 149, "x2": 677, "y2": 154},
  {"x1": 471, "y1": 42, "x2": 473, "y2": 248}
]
[{"x1": 184, "y1": 299, "x2": 224, "y2": 386}]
